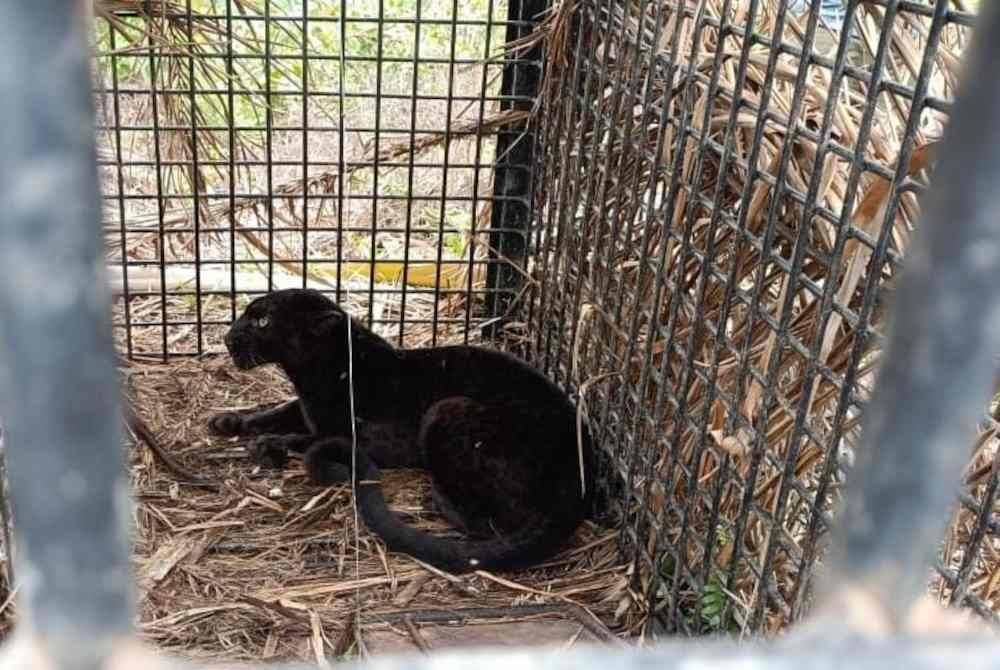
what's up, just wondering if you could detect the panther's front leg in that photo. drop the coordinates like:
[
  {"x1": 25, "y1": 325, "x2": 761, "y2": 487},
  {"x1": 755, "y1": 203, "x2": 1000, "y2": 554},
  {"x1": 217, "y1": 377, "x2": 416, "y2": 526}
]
[
  {"x1": 246, "y1": 433, "x2": 317, "y2": 469},
  {"x1": 209, "y1": 398, "x2": 308, "y2": 436}
]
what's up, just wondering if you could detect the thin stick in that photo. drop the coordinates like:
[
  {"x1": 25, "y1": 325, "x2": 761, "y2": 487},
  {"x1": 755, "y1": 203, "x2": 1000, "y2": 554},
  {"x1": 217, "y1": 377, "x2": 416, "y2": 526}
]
[
  {"x1": 123, "y1": 400, "x2": 215, "y2": 488},
  {"x1": 410, "y1": 558, "x2": 482, "y2": 597},
  {"x1": 0, "y1": 428, "x2": 14, "y2": 589},
  {"x1": 575, "y1": 371, "x2": 623, "y2": 497},
  {"x1": 402, "y1": 615, "x2": 432, "y2": 654},
  {"x1": 0, "y1": 584, "x2": 17, "y2": 618},
  {"x1": 339, "y1": 7, "x2": 364, "y2": 643},
  {"x1": 473, "y1": 569, "x2": 582, "y2": 604}
]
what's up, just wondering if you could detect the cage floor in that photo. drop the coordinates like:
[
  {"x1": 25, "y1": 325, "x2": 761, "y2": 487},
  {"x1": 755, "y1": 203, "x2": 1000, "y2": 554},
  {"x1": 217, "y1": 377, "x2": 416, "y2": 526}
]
[{"x1": 122, "y1": 356, "x2": 630, "y2": 663}]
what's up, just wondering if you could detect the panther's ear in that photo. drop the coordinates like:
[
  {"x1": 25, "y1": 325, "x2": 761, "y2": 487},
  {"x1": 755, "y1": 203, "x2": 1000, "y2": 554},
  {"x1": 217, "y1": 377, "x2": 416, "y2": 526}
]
[{"x1": 310, "y1": 309, "x2": 344, "y2": 337}]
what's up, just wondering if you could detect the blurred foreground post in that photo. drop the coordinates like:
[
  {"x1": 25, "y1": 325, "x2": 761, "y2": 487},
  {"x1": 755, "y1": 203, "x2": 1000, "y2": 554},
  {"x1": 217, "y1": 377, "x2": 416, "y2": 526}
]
[
  {"x1": 0, "y1": 2, "x2": 133, "y2": 668},
  {"x1": 818, "y1": 0, "x2": 1000, "y2": 627}
]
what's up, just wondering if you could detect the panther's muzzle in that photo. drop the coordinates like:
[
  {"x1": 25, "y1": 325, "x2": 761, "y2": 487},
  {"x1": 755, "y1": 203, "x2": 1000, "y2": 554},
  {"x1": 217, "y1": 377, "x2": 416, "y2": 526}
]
[{"x1": 223, "y1": 329, "x2": 257, "y2": 370}]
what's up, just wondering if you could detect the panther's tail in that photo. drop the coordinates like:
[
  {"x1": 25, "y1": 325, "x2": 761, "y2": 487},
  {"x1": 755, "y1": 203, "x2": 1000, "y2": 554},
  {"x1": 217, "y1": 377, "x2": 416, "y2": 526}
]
[{"x1": 307, "y1": 440, "x2": 585, "y2": 574}]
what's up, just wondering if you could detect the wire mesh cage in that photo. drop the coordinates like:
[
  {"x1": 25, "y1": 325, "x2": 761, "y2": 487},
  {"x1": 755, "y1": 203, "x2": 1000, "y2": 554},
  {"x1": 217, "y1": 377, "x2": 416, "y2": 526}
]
[
  {"x1": 526, "y1": 0, "x2": 996, "y2": 635},
  {"x1": 82, "y1": 0, "x2": 1000, "y2": 648},
  {"x1": 93, "y1": 0, "x2": 540, "y2": 359}
]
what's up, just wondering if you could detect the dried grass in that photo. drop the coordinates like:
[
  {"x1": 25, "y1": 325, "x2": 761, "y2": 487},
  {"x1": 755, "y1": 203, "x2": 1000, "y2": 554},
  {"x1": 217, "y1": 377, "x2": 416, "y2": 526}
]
[
  {"x1": 118, "y1": 356, "x2": 629, "y2": 662},
  {"x1": 530, "y1": 0, "x2": 993, "y2": 632}
]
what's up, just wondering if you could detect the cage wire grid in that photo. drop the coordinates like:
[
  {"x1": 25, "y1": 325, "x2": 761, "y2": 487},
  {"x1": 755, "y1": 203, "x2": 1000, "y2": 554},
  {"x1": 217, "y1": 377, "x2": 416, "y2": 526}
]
[
  {"x1": 525, "y1": 0, "x2": 997, "y2": 635},
  {"x1": 87, "y1": 0, "x2": 1000, "y2": 642},
  {"x1": 94, "y1": 0, "x2": 539, "y2": 358}
]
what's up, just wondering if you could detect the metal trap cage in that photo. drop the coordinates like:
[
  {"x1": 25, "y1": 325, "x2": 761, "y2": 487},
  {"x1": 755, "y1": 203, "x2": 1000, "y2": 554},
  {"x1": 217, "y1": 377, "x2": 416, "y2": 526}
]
[{"x1": 67, "y1": 0, "x2": 999, "y2": 646}]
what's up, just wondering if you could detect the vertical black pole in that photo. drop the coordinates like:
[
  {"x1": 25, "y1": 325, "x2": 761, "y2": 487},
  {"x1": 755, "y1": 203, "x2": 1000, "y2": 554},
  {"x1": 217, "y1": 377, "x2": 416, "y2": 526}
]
[
  {"x1": 0, "y1": 1, "x2": 133, "y2": 666},
  {"x1": 483, "y1": 0, "x2": 547, "y2": 342}
]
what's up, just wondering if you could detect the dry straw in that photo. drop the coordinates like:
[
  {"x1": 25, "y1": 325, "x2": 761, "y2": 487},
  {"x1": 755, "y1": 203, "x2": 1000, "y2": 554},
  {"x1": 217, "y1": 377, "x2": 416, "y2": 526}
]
[{"x1": 119, "y1": 357, "x2": 628, "y2": 661}]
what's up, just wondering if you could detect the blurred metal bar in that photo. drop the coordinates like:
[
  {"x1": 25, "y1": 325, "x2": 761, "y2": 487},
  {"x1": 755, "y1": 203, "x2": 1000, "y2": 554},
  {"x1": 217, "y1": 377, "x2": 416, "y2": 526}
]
[
  {"x1": 0, "y1": 1, "x2": 133, "y2": 668},
  {"x1": 332, "y1": 637, "x2": 1000, "y2": 670},
  {"x1": 822, "y1": 0, "x2": 1000, "y2": 621},
  {"x1": 5, "y1": 630, "x2": 1000, "y2": 670}
]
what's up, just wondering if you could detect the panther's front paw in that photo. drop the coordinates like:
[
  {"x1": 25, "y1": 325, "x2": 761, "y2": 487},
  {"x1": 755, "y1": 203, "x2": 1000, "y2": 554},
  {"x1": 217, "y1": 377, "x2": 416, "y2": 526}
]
[
  {"x1": 247, "y1": 434, "x2": 290, "y2": 469},
  {"x1": 208, "y1": 411, "x2": 245, "y2": 436}
]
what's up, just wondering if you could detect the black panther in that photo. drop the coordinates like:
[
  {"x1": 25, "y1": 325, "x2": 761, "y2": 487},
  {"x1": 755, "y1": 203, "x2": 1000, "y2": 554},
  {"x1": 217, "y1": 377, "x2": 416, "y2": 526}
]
[{"x1": 210, "y1": 289, "x2": 593, "y2": 574}]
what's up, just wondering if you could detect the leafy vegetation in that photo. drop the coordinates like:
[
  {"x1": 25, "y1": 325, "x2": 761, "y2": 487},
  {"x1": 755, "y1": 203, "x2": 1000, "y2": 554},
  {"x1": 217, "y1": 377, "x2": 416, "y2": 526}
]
[{"x1": 94, "y1": 0, "x2": 507, "y2": 127}]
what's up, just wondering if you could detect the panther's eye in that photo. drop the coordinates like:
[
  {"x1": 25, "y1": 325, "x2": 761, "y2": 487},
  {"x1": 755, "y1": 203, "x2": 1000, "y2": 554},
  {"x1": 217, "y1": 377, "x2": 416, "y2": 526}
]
[{"x1": 255, "y1": 316, "x2": 270, "y2": 328}]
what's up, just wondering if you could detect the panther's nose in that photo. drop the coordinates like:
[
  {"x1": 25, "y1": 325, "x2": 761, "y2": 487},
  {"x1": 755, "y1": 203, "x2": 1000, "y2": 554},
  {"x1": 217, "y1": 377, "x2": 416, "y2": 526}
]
[{"x1": 223, "y1": 330, "x2": 234, "y2": 353}]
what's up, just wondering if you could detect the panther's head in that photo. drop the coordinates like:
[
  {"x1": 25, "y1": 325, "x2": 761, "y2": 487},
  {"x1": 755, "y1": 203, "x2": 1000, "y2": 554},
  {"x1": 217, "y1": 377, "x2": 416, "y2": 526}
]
[{"x1": 223, "y1": 289, "x2": 347, "y2": 371}]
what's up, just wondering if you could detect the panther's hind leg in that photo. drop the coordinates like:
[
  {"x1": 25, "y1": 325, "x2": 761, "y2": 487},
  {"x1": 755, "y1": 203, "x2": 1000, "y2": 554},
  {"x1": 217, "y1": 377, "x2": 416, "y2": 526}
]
[{"x1": 418, "y1": 397, "x2": 536, "y2": 538}]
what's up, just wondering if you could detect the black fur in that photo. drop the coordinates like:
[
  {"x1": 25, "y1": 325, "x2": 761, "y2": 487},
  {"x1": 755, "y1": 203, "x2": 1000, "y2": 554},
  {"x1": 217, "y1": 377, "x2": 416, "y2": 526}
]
[{"x1": 211, "y1": 289, "x2": 594, "y2": 573}]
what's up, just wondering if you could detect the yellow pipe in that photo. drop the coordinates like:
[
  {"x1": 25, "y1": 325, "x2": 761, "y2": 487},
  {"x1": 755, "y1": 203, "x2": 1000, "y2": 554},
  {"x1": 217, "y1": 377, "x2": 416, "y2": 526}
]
[{"x1": 327, "y1": 261, "x2": 470, "y2": 289}]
